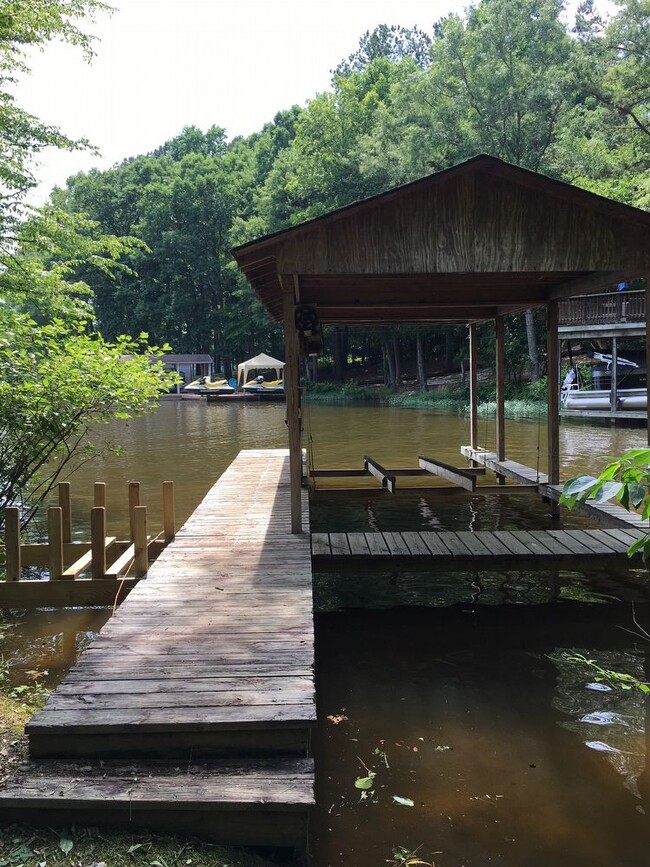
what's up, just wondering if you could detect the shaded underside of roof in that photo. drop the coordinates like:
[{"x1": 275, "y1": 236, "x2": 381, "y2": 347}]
[{"x1": 233, "y1": 156, "x2": 650, "y2": 326}]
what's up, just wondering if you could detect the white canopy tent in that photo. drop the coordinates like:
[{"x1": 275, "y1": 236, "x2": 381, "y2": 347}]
[{"x1": 237, "y1": 353, "x2": 285, "y2": 387}]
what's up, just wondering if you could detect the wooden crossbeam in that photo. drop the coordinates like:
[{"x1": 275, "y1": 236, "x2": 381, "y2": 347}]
[
  {"x1": 418, "y1": 455, "x2": 480, "y2": 491},
  {"x1": 363, "y1": 455, "x2": 396, "y2": 492}
]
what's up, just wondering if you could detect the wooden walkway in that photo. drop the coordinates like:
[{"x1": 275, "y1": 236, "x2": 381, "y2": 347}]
[
  {"x1": 460, "y1": 446, "x2": 650, "y2": 532},
  {"x1": 1, "y1": 450, "x2": 315, "y2": 845},
  {"x1": 311, "y1": 528, "x2": 644, "y2": 571}
]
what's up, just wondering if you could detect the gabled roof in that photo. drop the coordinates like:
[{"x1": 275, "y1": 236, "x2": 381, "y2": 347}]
[{"x1": 233, "y1": 155, "x2": 650, "y2": 325}]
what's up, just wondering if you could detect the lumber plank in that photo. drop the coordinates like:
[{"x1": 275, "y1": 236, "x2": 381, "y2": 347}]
[
  {"x1": 382, "y1": 531, "x2": 412, "y2": 557},
  {"x1": 364, "y1": 533, "x2": 391, "y2": 557}
]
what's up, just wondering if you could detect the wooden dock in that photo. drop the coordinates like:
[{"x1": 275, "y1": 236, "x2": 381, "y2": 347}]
[
  {"x1": 1, "y1": 450, "x2": 315, "y2": 846},
  {"x1": 311, "y1": 528, "x2": 644, "y2": 571},
  {"x1": 460, "y1": 446, "x2": 650, "y2": 532}
]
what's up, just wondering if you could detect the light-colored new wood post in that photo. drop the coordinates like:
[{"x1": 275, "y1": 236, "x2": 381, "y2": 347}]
[
  {"x1": 48, "y1": 506, "x2": 64, "y2": 580},
  {"x1": 58, "y1": 482, "x2": 72, "y2": 544},
  {"x1": 4, "y1": 507, "x2": 21, "y2": 582},
  {"x1": 547, "y1": 300, "x2": 560, "y2": 487},
  {"x1": 282, "y1": 277, "x2": 303, "y2": 534},
  {"x1": 495, "y1": 316, "x2": 506, "y2": 465},
  {"x1": 133, "y1": 506, "x2": 148, "y2": 577},
  {"x1": 163, "y1": 481, "x2": 175, "y2": 543},
  {"x1": 128, "y1": 481, "x2": 141, "y2": 540},
  {"x1": 469, "y1": 323, "x2": 478, "y2": 451},
  {"x1": 94, "y1": 482, "x2": 106, "y2": 508},
  {"x1": 91, "y1": 506, "x2": 107, "y2": 578}
]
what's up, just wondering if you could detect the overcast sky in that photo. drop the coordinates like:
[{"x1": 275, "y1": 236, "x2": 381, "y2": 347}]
[{"x1": 16, "y1": 0, "x2": 474, "y2": 200}]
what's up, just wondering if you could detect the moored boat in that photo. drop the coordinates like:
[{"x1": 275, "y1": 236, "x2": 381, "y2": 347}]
[
  {"x1": 562, "y1": 387, "x2": 647, "y2": 411},
  {"x1": 184, "y1": 376, "x2": 235, "y2": 395}
]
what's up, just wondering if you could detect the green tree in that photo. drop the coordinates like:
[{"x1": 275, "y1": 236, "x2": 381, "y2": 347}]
[{"x1": 0, "y1": 1, "x2": 178, "y2": 530}]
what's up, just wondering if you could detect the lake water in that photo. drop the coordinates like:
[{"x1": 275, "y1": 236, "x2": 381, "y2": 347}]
[{"x1": 3, "y1": 399, "x2": 650, "y2": 865}]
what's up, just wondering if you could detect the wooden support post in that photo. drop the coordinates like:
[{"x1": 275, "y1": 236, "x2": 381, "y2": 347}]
[
  {"x1": 646, "y1": 277, "x2": 650, "y2": 446},
  {"x1": 128, "y1": 481, "x2": 141, "y2": 541},
  {"x1": 91, "y1": 507, "x2": 107, "y2": 579},
  {"x1": 133, "y1": 506, "x2": 148, "y2": 577},
  {"x1": 282, "y1": 277, "x2": 303, "y2": 534},
  {"x1": 48, "y1": 507, "x2": 64, "y2": 580},
  {"x1": 4, "y1": 507, "x2": 21, "y2": 582},
  {"x1": 495, "y1": 316, "x2": 506, "y2": 469},
  {"x1": 94, "y1": 482, "x2": 106, "y2": 508},
  {"x1": 547, "y1": 300, "x2": 560, "y2": 488},
  {"x1": 163, "y1": 480, "x2": 175, "y2": 543},
  {"x1": 610, "y1": 336, "x2": 618, "y2": 416},
  {"x1": 468, "y1": 323, "x2": 478, "y2": 451},
  {"x1": 58, "y1": 482, "x2": 72, "y2": 544}
]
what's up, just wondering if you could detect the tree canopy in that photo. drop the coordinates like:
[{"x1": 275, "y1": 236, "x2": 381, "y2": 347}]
[{"x1": 41, "y1": 2, "x2": 650, "y2": 385}]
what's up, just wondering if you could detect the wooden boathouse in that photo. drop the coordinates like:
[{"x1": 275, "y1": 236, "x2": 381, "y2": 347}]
[
  {"x1": 3, "y1": 155, "x2": 650, "y2": 847},
  {"x1": 233, "y1": 153, "x2": 650, "y2": 531}
]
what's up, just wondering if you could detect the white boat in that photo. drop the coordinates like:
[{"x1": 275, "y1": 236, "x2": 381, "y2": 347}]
[
  {"x1": 562, "y1": 387, "x2": 646, "y2": 411},
  {"x1": 184, "y1": 376, "x2": 235, "y2": 395},
  {"x1": 241, "y1": 376, "x2": 285, "y2": 395}
]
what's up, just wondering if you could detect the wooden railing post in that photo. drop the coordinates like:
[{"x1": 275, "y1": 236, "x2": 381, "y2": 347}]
[
  {"x1": 4, "y1": 507, "x2": 21, "y2": 582},
  {"x1": 58, "y1": 482, "x2": 72, "y2": 545},
  {"x1": 94, "y1": 482, "x2": 106, "y2": 508},
  {"x1": 133, "y1": 506, "x2": 148, "y2": 577},
  {"x1": 48, "y1": 507, "x2": 64, "y2": 580},
  {"x1": 128, "y1": 481, "x2": 141, "y2": 541},
  {"x1": 91, "y1": 506, "x2": 107, "y2": 578},
  {"x1": 163, "y1": 481, "x2": 175, "y2": 543}
]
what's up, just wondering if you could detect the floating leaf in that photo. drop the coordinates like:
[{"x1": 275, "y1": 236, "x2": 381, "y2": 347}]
[
  {"x1": 393, "y1": 795, "x2": 415, "y2": 806},
  {"x1": 355, "y1": 775, "x2": 375, "y2": 790},
  {"x1": 327, "y1": 714, "x2": 348, "y2": 725}
]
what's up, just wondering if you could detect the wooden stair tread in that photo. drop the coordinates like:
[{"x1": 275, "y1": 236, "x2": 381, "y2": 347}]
[{"x1": 0, "y1": 758, "x2": 314, "y2": 810}]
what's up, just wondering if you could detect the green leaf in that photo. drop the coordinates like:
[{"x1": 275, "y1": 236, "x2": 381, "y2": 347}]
[
  {"x1": 592, "y1": 480, "x2": 623, "y2": 502},
  {"x1": 59, "y1": 838, "x2": 74, "y2": 854},
  {"x1": 562, "y1": 475, "x2": 600, "y2": 496},
  {"x1": 355, "y1": 775, "x2": 375, "y2": 790},
  {"x1": 393, "y1": 795, "x2": 415, "y2": 806}
]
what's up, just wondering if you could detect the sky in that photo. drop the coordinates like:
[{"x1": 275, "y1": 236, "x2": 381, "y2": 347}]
[{"x1": 16, "y1": 0, "x2": 472, "y2": 201}]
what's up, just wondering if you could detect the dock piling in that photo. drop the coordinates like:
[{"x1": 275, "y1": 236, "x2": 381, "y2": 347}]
[
  {"x1": 133, "y1": 506, "x2": 148, "y2": 577},
  {"x1": 163, "y1": 480, "x2": 175, "y2": 543},
  {"x1": 91, "y1": 507, "x2": 107, "y2": 579},
  {"x1": 47, "y1": 507, "x2": 64, "y2": 580},
  {"x1": 4, "y1": 507, "x2": 21, "y2": 581}
]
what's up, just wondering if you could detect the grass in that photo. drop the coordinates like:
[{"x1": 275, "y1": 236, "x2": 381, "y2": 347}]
[
  {"x1": 0, "y1": 825, "x2": 281, "y2": 867},
  {"x1": 304, "y1": 380, "x2": 548, "y2": 418}
]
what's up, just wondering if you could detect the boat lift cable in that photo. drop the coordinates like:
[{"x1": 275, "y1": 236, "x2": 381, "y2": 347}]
[
  {"x1": 535, "y1": 402, "x2": 542, "y2": 485},
  {"x1": 303, "y1": 385, "x2": 316, "y2": 488}
]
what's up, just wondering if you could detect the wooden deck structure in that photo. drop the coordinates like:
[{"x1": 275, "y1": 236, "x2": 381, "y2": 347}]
[
  {"x1": 1, "y1": 450, "x2": 315, "y2": 846},
  {"x1": 311, "y1": 528, "x2": 644, "y2": 571},
  {"x1": 233, "y1": 154, "x2": 650, "y2": 533}
]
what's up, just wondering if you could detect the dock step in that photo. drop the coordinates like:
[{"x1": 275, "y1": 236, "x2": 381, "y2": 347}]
[{"x1": 0, "y1": 758, "x2": 313, "y2": 846}]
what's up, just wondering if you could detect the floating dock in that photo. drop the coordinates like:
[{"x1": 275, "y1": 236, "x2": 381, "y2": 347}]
[{"x1": 1, "y1": 450, "x2": 314, "y2": 846}]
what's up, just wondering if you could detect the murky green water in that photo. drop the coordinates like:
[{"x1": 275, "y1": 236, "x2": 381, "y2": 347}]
[{"x1": 4, "y1": 399, "x2": 650, "y2": 862}]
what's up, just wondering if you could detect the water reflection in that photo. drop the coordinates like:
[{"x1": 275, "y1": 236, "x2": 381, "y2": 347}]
[{"x1": 313, "y1": 604, "x2": 650, "y2": 867}]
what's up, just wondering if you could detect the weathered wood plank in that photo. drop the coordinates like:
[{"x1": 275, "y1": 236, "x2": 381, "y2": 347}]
[
  {"x1": 310, "y1": 533, "x2": 331, "y2": 557},
  {"x1": 364, "y1": 533, "x2": 391, "y2": 557},
  {"x1": 27, "y1": 450, "x2": 316, "y2": 762},
  {"x1": 382, "y1": 532, "x2": 412, "y2": 557},
  {"x1": 418, "y1": 455, "x2": 476, "y2": 491}
]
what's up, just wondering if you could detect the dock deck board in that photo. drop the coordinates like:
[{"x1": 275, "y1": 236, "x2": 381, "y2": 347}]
[
  {"x1": 311, "y1": 528, "x2": 644, "y2": 571},
  {"x1": 27, "y1": 450, "x2": 315, "y2": 754}
]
